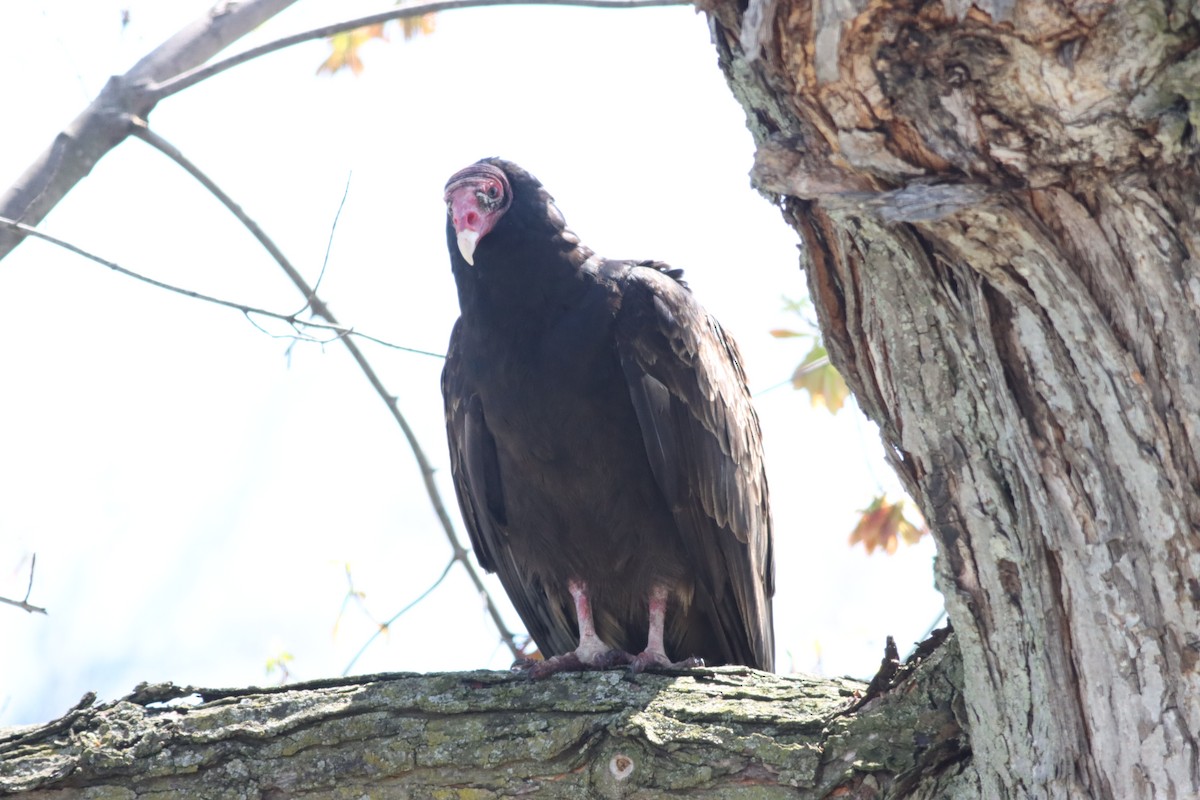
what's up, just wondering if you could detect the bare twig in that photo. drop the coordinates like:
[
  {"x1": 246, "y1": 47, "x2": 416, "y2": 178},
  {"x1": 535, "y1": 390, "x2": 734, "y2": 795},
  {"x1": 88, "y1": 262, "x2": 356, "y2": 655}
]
[
  {"x1": 293, "y1": 173, "x2": 353, "y2": 318},
  {"x1": 0, "y1": 596, "x2": 48, "y2": 615},
  {"x1": 794, "y1": 354, "x2": 831, "y2": 374},
  {"x1": 752, "y1": 377, "x2": 793, "y2": 397},
  {"x1": 25, "y1": 554, "x2": 36, "y2": 599},
  {"x1": 0, "y1": 216, "x2": 443, "y2": 358},
  {"x1": 1, "y1": 555, "x2": 48, "y2": 615},
  {"x1": 147, "y1": 0, "x2": 692, "y2": 101},
  {"x1": 130, "y1": 118, "x2": 315, "y2": 312},
  {"x1": 131, "y1": 123, "x2": 522, "y2": 660},
  {"x1": 342, "y1": 556, "x2": 458, "y2": 676}
]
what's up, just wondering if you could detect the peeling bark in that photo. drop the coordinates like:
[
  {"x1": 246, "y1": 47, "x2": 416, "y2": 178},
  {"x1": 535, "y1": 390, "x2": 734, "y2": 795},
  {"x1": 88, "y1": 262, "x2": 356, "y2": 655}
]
[
  {"x1": 704, "y1": 1, "x2": 1200, "y2": 797},
  {"x1": 0, "y1": 648, "x2": 965, "y2": 799}
]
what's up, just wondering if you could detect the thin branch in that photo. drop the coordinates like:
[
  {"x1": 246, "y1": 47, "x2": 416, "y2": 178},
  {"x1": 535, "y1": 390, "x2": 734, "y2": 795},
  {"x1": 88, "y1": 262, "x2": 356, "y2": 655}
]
[
  {"x1": 148, "y1": 0, "x2": 692, "y2": 100},
  {"x1": 0, "y1": 596, "x2": 47, "y2": 615},
  {"x1": 0, "y1": 216, "x2": 443, "y2": 359},
  {"x1": 242, "y1": 309, "x2": 325, "y2": 345},
  {"x1": 23, "y1": 553, "x2": 36, "y2": 603},
  {"x1": 130, "y1": 118, "x2": 315, "y2": 312},
  {"x1": 1, "y1": 555, "x2": 47, "y2": 615},
  {"x1": 131, "y1": 122, "x2": 522, "y2": 660},
  {"x1": 752, "y1": 377, "x2": 794, "y2": 397},
  {"x1": 749, "y1": 356, "x2": 834, "y2": 396},
  {"x1": 293, "y1": 172, "x2": 353, "y2": 318},
  {"x1": 795, "y1": 354, "x2": 831, "y2": 374},
  {"x1": 342, "y1": 556, "x2": 458, "y2": 676}
]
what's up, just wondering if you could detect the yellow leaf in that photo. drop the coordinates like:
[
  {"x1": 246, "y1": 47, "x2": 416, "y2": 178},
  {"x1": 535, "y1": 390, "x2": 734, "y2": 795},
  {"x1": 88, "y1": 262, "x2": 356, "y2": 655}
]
[
  {"x1": 400, "y1": 13, "x2": 436, "y2": 40},
  {"x1": 317, "y1": 23, "x2": 388, "y2": 77},
  {"x1": 848, "y1": 495, "x2": 930, "y2": 555},
  {"x1": 791, "y1": 343, "x2": 850, "y2": 413}
]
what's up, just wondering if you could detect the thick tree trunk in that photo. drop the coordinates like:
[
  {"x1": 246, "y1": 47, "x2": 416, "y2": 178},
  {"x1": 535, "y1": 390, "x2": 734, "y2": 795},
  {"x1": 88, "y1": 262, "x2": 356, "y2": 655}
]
[
  {"x1": 702, "y1": 1, "x2": 1200, "y2": 798},
  {"x1": 0, "y1": 651, "x2": 966, "y2": 798}
]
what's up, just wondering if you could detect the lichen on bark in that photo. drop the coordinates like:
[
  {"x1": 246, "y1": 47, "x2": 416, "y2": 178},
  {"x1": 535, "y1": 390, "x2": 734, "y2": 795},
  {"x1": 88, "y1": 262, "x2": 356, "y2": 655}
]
[{"x1": 1, "y1": 647, "x2": 964, "y2": 799}]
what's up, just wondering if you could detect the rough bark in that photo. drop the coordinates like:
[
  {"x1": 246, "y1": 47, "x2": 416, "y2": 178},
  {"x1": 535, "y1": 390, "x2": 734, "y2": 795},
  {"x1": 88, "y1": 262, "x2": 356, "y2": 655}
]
[
  {"x1": 703, "y1": 1, "x2": 1200, "y2": 798},
  {"x1": 0, "y1": 644, "x2": 966, "y2": 799}
]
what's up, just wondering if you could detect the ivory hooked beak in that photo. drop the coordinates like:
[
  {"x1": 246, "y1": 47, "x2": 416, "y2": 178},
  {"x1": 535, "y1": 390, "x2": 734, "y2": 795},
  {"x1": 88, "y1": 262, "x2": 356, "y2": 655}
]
[{"x1": 456, "y1": 229, "x2": 479, "y2": 266}]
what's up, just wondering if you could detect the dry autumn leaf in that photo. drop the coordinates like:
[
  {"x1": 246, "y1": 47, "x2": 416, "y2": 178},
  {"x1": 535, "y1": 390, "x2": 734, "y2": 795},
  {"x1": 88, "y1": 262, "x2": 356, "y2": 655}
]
[
  {"x1": 848, "y1": 494, "x2": 930, "y2": 555},
  {"x1": 317, "y1": 14, "x2": 437, "y2": 76},
  {"x1": 791, "y1": 343, "x2": 850, "y2": 413},
  {"x1": 317, "y1": 24, "x2": 387, "y2": 76},
  {"x1": 401, "y1": 14, "x2": 436, "y2": 40}
]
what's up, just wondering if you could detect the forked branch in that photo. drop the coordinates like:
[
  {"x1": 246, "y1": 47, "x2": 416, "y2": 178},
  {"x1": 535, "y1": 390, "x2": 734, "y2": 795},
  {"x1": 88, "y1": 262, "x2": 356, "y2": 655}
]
[{"x1": 0, "y1": 554, "x2": 47, "y2": 616}]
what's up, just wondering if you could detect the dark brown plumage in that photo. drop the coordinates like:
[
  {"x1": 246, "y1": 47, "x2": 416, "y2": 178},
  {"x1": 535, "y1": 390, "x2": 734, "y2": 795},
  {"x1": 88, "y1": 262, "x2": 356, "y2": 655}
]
[{"x1": 441, "y1": 158, "x2": 774, "y2": 674}]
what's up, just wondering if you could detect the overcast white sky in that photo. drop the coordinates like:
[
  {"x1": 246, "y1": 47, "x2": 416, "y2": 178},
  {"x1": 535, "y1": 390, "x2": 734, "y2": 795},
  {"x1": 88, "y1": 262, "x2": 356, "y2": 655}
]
[{"x1": 0, "y1": 1, "x2": 943, "y2": 726}]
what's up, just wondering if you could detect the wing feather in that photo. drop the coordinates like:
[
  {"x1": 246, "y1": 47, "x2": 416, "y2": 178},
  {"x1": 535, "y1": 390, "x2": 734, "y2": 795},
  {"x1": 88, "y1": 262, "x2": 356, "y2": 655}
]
[
  {"x1": 615, "y1": 264, "x2": 775, "y2": 670},
  {"x1": 442, "y1": 320, "x2": 578, "y2": 657}
]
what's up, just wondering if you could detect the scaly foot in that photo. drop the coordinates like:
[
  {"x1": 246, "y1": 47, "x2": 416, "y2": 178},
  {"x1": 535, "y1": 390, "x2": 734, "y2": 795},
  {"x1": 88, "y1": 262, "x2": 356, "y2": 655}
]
[
  {"x1": 517, "y1": 647, "x2": 634, "y2": 679},
  {"x1": 628, "y1": 651, "x2": 704, "y2": 674}
]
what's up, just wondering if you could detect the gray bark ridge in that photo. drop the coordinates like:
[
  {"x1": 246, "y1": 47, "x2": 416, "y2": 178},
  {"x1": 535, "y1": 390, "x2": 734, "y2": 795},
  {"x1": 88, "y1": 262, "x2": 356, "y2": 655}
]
[{"x1": 0, "y1": 642, "x2": 965, "y2": 799}]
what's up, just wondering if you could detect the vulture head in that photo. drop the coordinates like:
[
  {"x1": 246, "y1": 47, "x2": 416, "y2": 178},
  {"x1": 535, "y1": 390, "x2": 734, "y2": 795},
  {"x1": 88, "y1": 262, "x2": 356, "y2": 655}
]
[
  {"x1": 443, "y1": 158, "x2": 576, "y2": 270},
  {"x1": 443, "y1": 161, "x2": 513, "y2": 266}
]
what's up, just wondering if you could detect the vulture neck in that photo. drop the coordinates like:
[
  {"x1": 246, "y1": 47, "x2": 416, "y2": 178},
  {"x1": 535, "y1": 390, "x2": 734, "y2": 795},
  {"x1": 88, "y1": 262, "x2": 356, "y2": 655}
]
[{"x1": 454, "y1": 235, "x2": 596, "y2": 335}]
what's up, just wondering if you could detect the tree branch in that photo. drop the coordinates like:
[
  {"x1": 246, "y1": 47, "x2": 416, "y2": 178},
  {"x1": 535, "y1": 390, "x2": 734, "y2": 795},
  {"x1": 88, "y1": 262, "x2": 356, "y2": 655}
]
[
  {"x1": 0, "y1": 0, "x2": 303, "y2": 261},
  {"x1": 0, "y1": 0, "x2": 688, "y2": 264},
  {"x1": 0, "y1": 216, "x2": 442, "y2": 358},
  {"x1": 129, "y1": 118, "x2": 321, "y2": 318},
  {"x1": 126, "y1": 122, "x2": 523, "y2": 662},
  {"x1": 290, "y1": 172, "x2": 352, "y2": 319},
  {"x1": 148, "y1": 0, "x2": 692, "y2": 100},
  {"x1": 0, "y1": 596, "x2": 47, "y2": 615},
  {"x1": 122, "y1": 0, "x2": 304, "y2": 85},
  {"x1": 0, "y1": 554, "x2": 47, "y2": 616},
  {"x1": 0, "y1": 635, "x2": 968, "y2": 797}
]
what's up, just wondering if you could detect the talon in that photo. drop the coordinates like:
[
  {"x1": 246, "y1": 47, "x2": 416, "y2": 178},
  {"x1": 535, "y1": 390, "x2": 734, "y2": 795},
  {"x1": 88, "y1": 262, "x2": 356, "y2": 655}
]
[
  {"x1": 525, "y1": 652, "x2": 586, "y2": 679},
  {"x1": 594, "y1": 649, "x2": 635, "y2": 669},
  {"x1": 629, "y1": 652, "x2": 703, "y2": 674},
  {"x1": 521, "y1": 648, "x2": 637, "y2": 679}
]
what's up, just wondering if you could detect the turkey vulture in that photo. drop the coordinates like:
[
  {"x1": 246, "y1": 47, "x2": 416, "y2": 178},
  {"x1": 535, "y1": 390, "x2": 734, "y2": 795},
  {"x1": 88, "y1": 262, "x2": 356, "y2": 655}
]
[{"x1": 441, "y1": 158, "x2": 774, "y2": 675}]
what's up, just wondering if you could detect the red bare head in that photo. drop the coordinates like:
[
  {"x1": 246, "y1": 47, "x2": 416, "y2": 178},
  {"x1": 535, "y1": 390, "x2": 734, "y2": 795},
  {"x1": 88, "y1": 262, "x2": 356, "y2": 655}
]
[{"x1": 444, "y1": 162, "x2": 512, "y2": 266}]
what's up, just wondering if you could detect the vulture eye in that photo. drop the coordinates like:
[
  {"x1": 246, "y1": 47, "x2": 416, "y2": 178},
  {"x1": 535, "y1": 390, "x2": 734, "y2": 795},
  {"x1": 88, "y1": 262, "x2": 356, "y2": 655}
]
[{"x1": 487, "y1": 185, "x2": 499, "y2": 199}]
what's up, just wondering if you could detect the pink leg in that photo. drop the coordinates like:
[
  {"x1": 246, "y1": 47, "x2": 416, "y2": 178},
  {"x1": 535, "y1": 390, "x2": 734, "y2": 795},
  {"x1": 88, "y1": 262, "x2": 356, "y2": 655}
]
[
  {"x1": 524, "y1": 580, "x2": 631, "y2": 679},
  {"x1": 569, "y1": 579, "x2": 616, "y2": 664},
  {"x1": 629, "y1": 585, "x2": 704, "y2": 673}
]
